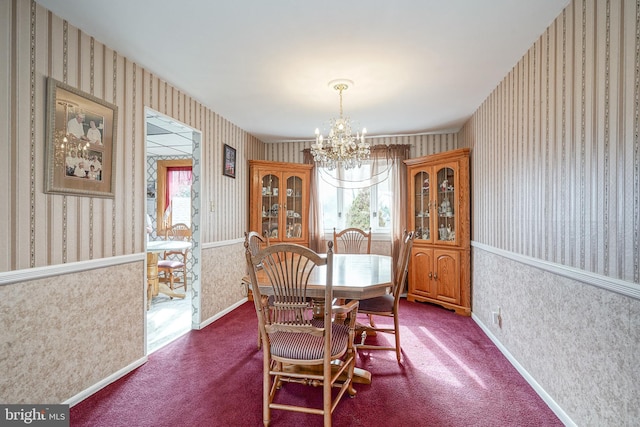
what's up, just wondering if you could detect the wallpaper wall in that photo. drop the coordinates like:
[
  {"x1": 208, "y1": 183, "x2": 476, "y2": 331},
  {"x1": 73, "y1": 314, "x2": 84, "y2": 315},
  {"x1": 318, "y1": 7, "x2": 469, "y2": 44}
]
[
  {"x1": 0, "y1": 3, "x2": 264, "y2": 274},
  {"x1": 460, "y1": 0, "x2": 638, "y2": 283},
  {"x1": 4, "y1": 0, "x2": 638, "y2": 423},
  {"x1": 0, "y1": 0, "x2": 264, "y2": 403},
  {"x1": 459, "y1": 0, "x2": 640, "y2": 425},
  {"x1": 264, "y1": 133, "x2": 458, "y2": 164}
]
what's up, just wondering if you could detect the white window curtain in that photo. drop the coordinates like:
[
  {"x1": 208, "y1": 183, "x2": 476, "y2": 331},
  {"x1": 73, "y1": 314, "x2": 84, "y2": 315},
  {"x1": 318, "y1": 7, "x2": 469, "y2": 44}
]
[{"x1": 304, "y1": 144, "x2": 409, "y2": 260}]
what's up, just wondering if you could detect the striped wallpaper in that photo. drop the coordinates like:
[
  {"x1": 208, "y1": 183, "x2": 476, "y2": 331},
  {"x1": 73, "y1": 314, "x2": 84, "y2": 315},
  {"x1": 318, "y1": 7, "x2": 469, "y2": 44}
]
[
  {"x1": 264, "y1": 133, "x2": 458, "y2": 163},
  {"x1": 459, "y1": 0, "x2": 639, "y2": 284},
  {"x1": 0, "y1": 0, "x2": 264, "y2": 272}
]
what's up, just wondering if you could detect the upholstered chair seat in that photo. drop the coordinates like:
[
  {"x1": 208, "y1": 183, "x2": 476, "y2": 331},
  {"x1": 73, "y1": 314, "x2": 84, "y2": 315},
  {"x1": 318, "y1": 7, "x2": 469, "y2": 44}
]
[
  {"x1": 356, "y1": 231, "x2": 415, "y2": 362},
  {"x1": 357, "y1": 294, "x2": 394, "y2": 313},
  {"x1": 269, "y1": 322, "x2": 350, "y2": 360}
]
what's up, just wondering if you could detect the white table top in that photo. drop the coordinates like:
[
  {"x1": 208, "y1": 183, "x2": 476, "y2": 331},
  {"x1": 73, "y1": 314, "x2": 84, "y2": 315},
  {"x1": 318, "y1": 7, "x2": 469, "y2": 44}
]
[
  {"x1": 147, "y1": 240, "x2": 191, "y2": 252},
  {"x1": 255, "y1": 254, "x2": 392, "y2": 300}
]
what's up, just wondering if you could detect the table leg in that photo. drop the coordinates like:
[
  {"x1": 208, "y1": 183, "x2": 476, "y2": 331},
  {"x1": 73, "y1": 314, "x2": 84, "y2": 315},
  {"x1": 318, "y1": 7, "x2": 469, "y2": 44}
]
[
  {"x1": 146, "y1": 252, "x2": 185, "y2": 309},
  {"x1": 146, "y1": 253, "x2": 159, "y2": 310},
  {"x1": 157, "y1": 282, "x2": 186, "y2": 299},
  {"x1": 308, "y1": 298, "x2": 370, "y2": 385}
]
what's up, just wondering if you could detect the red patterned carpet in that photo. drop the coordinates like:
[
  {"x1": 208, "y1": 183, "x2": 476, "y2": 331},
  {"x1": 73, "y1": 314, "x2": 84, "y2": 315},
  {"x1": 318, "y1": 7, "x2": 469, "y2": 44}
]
[{"x1": 71, "y1": 300, "x2": 562, "y2": 427}]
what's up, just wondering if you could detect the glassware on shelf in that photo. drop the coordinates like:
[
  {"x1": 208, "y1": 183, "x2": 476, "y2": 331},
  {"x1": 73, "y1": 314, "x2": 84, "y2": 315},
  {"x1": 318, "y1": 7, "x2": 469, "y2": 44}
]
[
  {"x1": 440, "y1": 196, "x2": 452, "y2": 217},
  {"x1": 438, "y1": 224, "x2": 448, "y2": 240}
]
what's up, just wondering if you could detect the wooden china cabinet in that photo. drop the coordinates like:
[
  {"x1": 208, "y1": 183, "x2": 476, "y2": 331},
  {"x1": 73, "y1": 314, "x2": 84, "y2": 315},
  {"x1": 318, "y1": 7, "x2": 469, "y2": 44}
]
[
  {"x1": 249, "y1": 160, "x2": 312, "y2": 247},
  {"x1": 404, "y1": 148, "x2": 471, "y2": 316}
]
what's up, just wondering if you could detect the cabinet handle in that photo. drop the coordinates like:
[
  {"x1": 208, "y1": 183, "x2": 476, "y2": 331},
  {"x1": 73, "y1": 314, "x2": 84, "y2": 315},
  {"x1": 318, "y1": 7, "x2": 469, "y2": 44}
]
[
  {"x1": 433, "y1": 273, "x2": 438, "y2": 280},
  {"x1": 428, "y1": 272, "x2": 432, "y2": 279}
]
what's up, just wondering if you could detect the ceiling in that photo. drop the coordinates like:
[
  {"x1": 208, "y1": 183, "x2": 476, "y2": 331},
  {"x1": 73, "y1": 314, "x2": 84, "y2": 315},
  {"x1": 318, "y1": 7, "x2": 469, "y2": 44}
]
[
  {"x1": 145, "y1": 112, "x2": 195, "y2": 156},
  {"x1": 36, "y1": 0, "x2": 569, "y2": 145}
]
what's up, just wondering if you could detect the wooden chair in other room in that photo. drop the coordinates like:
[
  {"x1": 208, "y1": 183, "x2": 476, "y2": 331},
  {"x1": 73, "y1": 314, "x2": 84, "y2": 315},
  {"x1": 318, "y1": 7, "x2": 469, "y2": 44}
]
[
  {"x1": 245, "y1": 241, "x2": 359, "y2": 427},
  {"x1": 356, "y1": 230, "x2": 415, "y2": 362},
  {"x1": 157, "y1": 223, "x2": 191, "y2": 293},
  {"x1": 243, "y1": 230, "x2": 270, "y2": 348},
  {"x1": 333, "y1": 227, "x2": 372, "y2": 254}
]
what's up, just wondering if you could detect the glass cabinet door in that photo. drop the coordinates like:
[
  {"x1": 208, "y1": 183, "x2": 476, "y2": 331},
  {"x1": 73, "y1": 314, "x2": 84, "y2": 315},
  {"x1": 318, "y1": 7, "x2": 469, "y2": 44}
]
[
  {"x1": 261, "y1": 174, "x2": 280, "y2": 239},
  {"x1": 285, "y1": 176, "x2": 303, "y2": 239},
  {"x1": 435, "y1": 166, "x2": 456, "y2": 243},
  {"x1": 414, "y1": 170, "x2": 431, "y2": 241}
]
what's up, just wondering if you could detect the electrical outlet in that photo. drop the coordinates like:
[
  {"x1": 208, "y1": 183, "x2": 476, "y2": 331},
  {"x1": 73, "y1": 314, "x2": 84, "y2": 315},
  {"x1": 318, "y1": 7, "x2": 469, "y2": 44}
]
[
  {"x1": 492, "y1": 311, "x2": 500, "y2": 325},
  {"x1": 492, "y1": 307, "x2": 502, "y2": 328}
]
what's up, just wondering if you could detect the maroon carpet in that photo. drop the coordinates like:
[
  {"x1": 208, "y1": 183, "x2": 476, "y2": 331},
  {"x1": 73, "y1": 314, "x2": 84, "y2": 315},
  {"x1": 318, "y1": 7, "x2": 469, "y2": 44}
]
[{"x1": 70, "y1": 300, "x2": 562, "y2": 426}]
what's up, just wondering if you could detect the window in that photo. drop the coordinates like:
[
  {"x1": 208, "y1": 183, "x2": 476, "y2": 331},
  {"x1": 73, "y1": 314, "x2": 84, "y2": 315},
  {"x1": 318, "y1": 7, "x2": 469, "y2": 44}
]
[
  {"x1": 318, "y1": 162, "x2": 392, "y2": 234},
  {"x1": 156, "y1": 159, "x2": 192, "y2": 235}
]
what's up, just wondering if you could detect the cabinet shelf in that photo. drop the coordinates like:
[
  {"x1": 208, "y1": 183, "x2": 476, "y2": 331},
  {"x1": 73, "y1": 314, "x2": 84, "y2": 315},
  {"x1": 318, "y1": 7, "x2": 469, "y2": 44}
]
[
  {"x1": 250, "y1": 160, "x2": 312, "y2": 246},
  {"x1": 404, "y1": 148, "x2": 471, "y2": 316}
]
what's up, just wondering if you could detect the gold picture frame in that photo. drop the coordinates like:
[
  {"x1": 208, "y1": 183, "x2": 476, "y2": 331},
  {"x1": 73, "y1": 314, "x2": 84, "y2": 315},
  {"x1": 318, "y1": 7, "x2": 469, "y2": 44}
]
[{"x1": 45, "y1": 77, "x2": 118, "y2": 198}]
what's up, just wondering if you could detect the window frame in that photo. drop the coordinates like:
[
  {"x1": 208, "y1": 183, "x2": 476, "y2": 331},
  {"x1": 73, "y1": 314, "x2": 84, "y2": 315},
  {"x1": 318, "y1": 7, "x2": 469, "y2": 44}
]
[
  {"x1": 156, "y1": 159, "x2": 192, "y2": 236},
  {"x1": 318, "y1": 165, "x2": 393, "y2": 237}
]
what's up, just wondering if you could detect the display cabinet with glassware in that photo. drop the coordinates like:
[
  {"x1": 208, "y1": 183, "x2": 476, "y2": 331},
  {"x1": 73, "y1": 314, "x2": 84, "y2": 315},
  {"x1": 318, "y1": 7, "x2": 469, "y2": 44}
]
[
  {"x1": 249, "y1": 160, "x2": 312, "y2": 247},
  {"x1": 404, "y1": 148, "x2": 471, "y2": 315}
]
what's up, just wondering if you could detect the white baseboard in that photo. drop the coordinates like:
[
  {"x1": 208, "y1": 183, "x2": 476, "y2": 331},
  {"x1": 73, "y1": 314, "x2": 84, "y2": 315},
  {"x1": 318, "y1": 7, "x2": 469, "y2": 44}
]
[
  {"x1": 63, "y1": 356, "x2": 148, "y2": 407},
  {"x1": 64, "y1": 297, "x2": 247, "y2": 408},
  {"x1": 472, "y1": 313, "x2": 576, "y2": 427},
  {"x1": 198, "y1": 298, "x2": 248, "y2": 329}
]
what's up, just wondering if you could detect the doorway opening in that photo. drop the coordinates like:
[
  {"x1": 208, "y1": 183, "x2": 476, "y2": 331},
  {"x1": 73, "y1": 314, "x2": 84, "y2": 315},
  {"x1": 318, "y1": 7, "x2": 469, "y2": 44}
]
[{"x1": 145, "y1": 108, "x2": 201, "y2": 353}]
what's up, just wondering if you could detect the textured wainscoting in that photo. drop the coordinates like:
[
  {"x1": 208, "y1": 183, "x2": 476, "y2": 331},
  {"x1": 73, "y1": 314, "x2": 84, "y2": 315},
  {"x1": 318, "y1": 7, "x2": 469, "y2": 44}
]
[
  {"x1": 0, "y1": 0, "x2": 265, "y2": 405},
  {"x1": 472, "y1": 246, "x2": 640, "y2": 426},
  {"x1": 460, "y1": 1, "x2": 640, "y2": 424},
  {"x1": 0, "y1": 261, "x2": 144, "y2": 403},
  {"x1": 199, "y1": 240, "x2": 248, "y2": 325}
]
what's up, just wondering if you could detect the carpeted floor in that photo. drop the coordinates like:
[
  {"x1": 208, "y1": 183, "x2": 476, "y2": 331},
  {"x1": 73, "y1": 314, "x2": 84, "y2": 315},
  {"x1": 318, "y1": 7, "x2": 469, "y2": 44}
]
[{"x1": 71, "y1": 299, "x2": 562, "y2": 427}]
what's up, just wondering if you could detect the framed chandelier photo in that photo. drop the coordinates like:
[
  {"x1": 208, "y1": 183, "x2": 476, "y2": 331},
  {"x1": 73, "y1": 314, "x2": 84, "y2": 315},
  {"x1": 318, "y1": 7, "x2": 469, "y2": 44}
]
[
  {"x1": 45, "y1": 77, "x2": 118, "y2": 198},
  {"x1": 311, "y1": 79, "x2": 370, "y2": 170}
]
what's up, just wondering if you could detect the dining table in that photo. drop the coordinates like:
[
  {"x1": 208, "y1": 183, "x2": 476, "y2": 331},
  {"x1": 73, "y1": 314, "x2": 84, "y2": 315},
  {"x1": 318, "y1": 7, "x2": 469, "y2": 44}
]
[
  {"x1": 146, "y1": 240, "x2": 192, "y2": 309},
  {"x1": 252, "y1": 253, "x2": 393, "y2": 384}
]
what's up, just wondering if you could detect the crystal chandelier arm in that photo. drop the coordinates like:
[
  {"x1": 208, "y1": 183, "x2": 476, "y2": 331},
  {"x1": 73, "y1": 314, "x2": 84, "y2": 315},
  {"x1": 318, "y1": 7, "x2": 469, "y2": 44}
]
[{"x1": 312, "y1": 79, "x2": 370, "y2": 170}]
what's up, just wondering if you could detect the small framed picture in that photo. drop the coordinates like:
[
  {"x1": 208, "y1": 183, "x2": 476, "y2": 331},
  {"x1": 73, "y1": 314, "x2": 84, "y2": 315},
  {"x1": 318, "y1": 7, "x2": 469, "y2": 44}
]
[{"x1": 223, "y1": 144, "x2": 236, "y2": 178}]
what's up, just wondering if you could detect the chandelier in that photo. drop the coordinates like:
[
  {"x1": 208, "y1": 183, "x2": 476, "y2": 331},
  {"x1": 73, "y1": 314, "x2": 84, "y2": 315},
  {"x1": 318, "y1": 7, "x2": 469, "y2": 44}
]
[
  {"x1": 311, "y1": 79, "x2": 369, "y2": 170},
  {"x1": 53, "y1": 100, "x2": 90, "y2": 167}
]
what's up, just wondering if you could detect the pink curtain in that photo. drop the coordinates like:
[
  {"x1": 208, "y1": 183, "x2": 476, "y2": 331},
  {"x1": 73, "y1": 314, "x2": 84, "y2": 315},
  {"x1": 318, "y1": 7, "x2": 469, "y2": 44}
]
[{"x1": 164, "y1": 167, "x2": 192, "y2": 212}]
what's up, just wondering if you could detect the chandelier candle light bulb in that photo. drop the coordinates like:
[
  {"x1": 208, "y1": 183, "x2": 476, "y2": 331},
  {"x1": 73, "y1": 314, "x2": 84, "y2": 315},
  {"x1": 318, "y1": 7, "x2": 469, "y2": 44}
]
[{"x1": 311, "y1": 79, "x2": 370, "y2": 170}]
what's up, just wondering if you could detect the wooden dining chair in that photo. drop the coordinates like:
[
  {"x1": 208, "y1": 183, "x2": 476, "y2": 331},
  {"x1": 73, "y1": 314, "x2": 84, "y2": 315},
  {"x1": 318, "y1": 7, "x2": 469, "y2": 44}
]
[
  {"x1": 333, "y1": 227, "x2": 372, "y2": 254},
  {"x1": 356, "y1": 230, "x2": 415, "y2": 362},
  {"x1": 157, "y1": 223, "x2": 191, "y2": 293},
  {"x1": 245, "y1": 241, "x2": 359, "y2": 427},
  {"x1": 243, "y1": 230, "x2": 270, "y2": 348}
]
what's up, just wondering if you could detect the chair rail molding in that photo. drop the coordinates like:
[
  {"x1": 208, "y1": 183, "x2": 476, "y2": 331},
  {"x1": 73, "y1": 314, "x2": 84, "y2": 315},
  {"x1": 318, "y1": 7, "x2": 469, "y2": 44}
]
[
  {"x1": 471, "y1": 242, "x2": 640, "y2": 301},
  {"x1": 0, "y1": 254, "x2": 141, "y2": 286}
]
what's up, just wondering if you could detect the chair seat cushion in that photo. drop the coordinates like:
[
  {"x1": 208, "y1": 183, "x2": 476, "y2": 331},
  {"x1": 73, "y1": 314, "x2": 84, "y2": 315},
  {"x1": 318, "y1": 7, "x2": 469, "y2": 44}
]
[
  {"x1": 157, "y1": 260, "x2": 184, "y2": 269},
  {"x1": 358, "y1": 294, "x2": 394, "y2": 313},
  {"x1": 269, "y1": 322, "x2": 350, "y2": 360}
]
